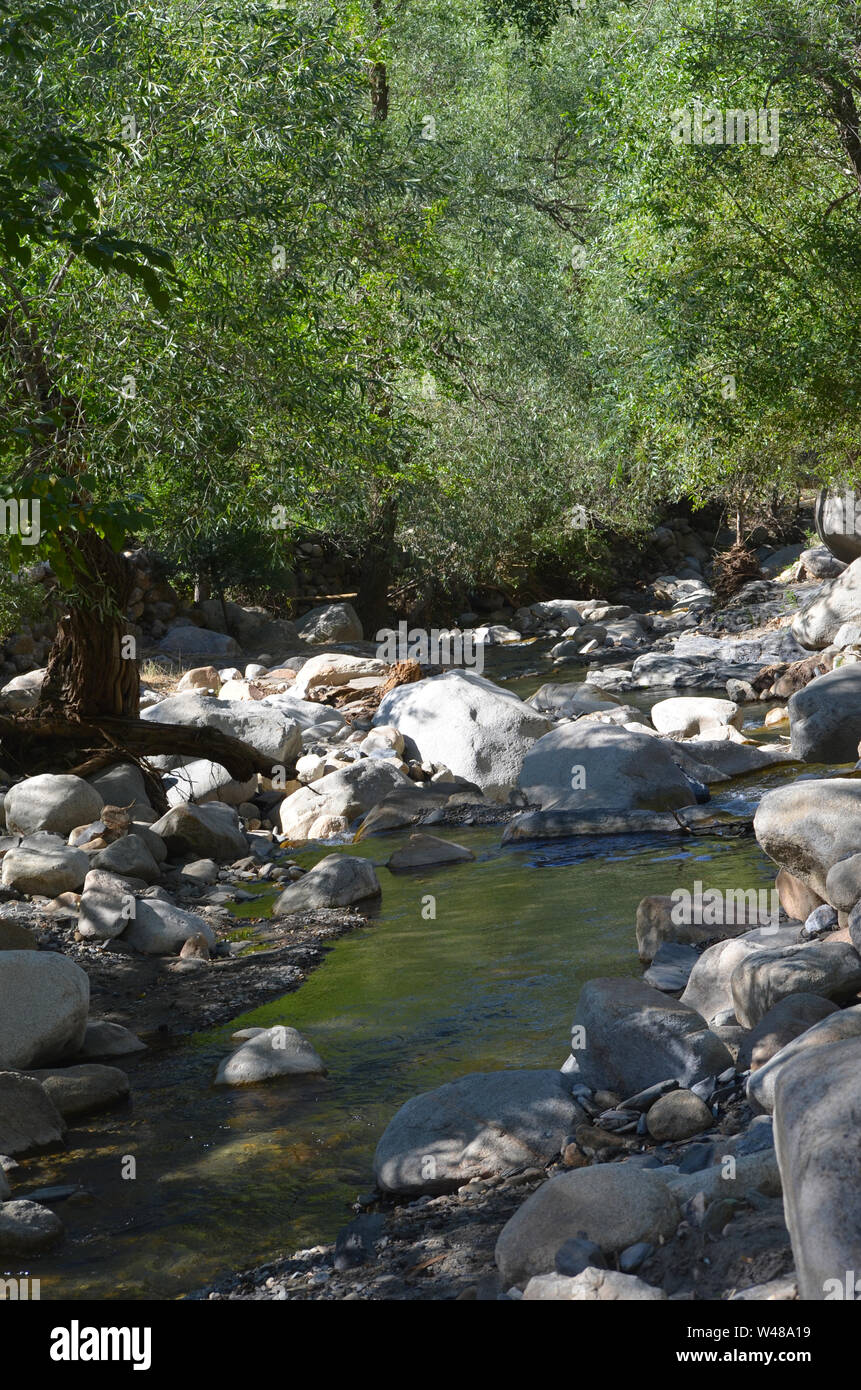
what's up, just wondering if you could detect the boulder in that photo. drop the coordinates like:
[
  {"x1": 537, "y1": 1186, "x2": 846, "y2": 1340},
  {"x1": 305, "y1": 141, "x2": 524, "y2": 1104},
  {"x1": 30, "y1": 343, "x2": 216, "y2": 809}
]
[
  {"x1": 157, "y1": 627, "x2": 242, "y2": 659},
  {"x1": 141, "y1": 692, "x2": 300, "y2": 767},
  {"x1": 258, "y1": 691, "x2": 345, "y2": 739},
  {"x1": 788, "y1": 665, "x2": 861, "y2": 762},
  {"x1": 651, "y1": 697, "x2": 742, "y2": 738},
  {"x1": 747, "y1": 1003, "x2": 861, "y2": 1113},
  {"x1": 4, "y1": 774, "x2": 103, "y2": 837},
  {"x1": 736, "y1": 994, "x2": 839, "y2": 1072},
  {"x1": 90, "y1": 834, "x2": 162, "y2": 884},
  {"x1": 292, "y1": 652, "x2": 386, "y2": 699},
  {"x1": 773, "y1": 1034, "x2": 861, "y2": 1299},
  {"x1": 375, "y1": 671, "x2": 552, "y2": 793},
  {"x1": 731, "y1": 940, "x2": 861, "y2": 1028},
  {"x1": 0, "y1": 1071, "x2": 66, "y2": 1155},
  {"x1": 528, "y1": 684, "x2": 623, "y2": 719},
  {"x1": 0, "y1": 839, "x2": 89, "y2": 896},
  {"x1": 164, "y1": 759, "x2": 257, "y2": 808},
  {"x1": 645, "y1": 1088, "x2": 713, "y2": 1141},
  {"x1": 568, "y1": 977, "x2": 732, "y2": 1094},
  {"x1": 799, "y1": 544, "x2": 846, "y2": 580},
  {"x1": 813, "y1": 488, "x2": 861, "y2": 564},
  {"x1": 214, "y1": 1026, "x2": 326, "y2": 1085},
  {"x1": 86, "y1": 763, "x2": 153, "y2": 816},
  {"x1": 0, "y1": 951, "x2": 89, "y2": 1068},
  {"x1": 27, "y1": 1064, "x2": 130, "y2": 1119},
  {"x1": 272, "y1": 854, "x2": 381, "y2": 915},
  {"x1": 0, "y1": 1199, "x2": 63, "y2": 1253},
  {"x1": 679, "y1": 928, "x2": 799, "y2": 1024},
  {"x1": 374, "y1": 1070, "x2": 584, "y2": 1194},
  {"x1": 78, "y1": 1020, "x2": 146, "y2": 1060},
  {"x1": 753, "y1": 778, "x2": 861, "y2": 898},
  {"x1": 792, "y1": 556, "x2": 861, "y2": 649},
  {"x1": 529, "y1": 600, "x2": 583, "y2": 629},
  {"x1": 295, "y1": 601, "x2": 363, "y2": 644},
  {"x1": 825, "y1": 854, "x2": 861, "y2": 913},
  {"x1": 76, "y1": 891, "x2": 131, "y2": 942},
  {"x1": 278, "y1": 759, "x2": 412, "y2": 841},
  {"x1": 177, "y1": 665, "x2": 221, "y2": 693},
  {"x1": 386, "y1": 834, "x2": 475, "y2": 872},
  {"x1": 522, "y1": 1268, "x2": 666, "y2": 1301},
  {"x1": 635, "y1": 893, "x2": 763, "y2": 964},
  {"x1": 149, "y1": 803, "x2": 248, "y2": 862},
  {"x1": 495, "y1": 1165, "x2": 679, "y2": 1286},
  {"x1": 519, "y1": 723, "x2": 697, "y2": 814},
  {"x1": 121, "y1": 900, "x2": 217, "y2": 956},
  {"x1": 776, "y1": 868, "x2": 824, "y2": 922}
]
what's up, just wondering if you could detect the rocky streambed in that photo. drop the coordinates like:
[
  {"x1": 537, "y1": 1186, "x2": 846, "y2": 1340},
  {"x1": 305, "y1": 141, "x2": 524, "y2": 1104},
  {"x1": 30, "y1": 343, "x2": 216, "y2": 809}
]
[{"x1": 5, "y1": 546, "x2": 861, "y2": 1301}]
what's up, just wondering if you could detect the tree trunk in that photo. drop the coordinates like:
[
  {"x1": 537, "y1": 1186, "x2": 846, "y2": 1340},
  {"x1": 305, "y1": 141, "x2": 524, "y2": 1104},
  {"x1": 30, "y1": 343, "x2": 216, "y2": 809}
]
[
  {"x1": 354, "y1": 487, "x2": 398, "y2": 636},
  {"x1": 38, "y1": 531, "x2": 139, "y2": 719}
]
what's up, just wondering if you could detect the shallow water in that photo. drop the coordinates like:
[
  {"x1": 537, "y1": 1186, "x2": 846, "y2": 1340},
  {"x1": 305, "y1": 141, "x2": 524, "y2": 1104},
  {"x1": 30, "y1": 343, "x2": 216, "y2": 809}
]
[{"x1": 12, "y1": 653, "x2": 817, "y2": 1300}]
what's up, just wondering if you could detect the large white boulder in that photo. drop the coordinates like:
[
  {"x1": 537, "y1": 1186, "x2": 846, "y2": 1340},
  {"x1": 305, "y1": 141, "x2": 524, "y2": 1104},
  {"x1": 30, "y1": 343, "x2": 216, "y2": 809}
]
[
  {"x1": 215, "y1": 1026, "x2": 326, "y2": 1085},
  {"x1": 4, "y1": 774, "x2": 103, "y2": 837},
  {"x1": 788, "y1": 665, "x2": 861, "y2": 762},
  {"x1": 374, "y1": 671, "x2": 552, "y2": 792},
  {"x1": 650, "y1": 696, "x2": 743, "y2": 739},
  {"x1": 165, "y1": 759, "x2": 257, "y2": 808},
  {"x1": 0, "y1": 951, "x2": 89, "y2": 1067}
]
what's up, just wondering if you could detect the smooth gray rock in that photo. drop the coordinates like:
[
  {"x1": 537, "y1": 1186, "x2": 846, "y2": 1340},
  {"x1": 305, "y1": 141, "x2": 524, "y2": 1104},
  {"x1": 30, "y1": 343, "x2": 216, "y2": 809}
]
[
  {"x1": 4, "y1": 774, "x2": 103, "y2": 837},
  {"x1": 0, "y1": 1072, "x2": 66, "y2": 1155},
  {"x1": 215, "y1": 1025, "x2": 326, "y2": 1085},
  {"x1": 121, "y1": 899, "x2": 216, "y2": 956},
  {"x1": 737, "y1": 993, "x2": 839, "y2": 1072},
  {"x1": 272, "y1": 854, "x2": 380, "y2": 915},
  {"x1": 386, "y1": 834, "x2": 475, "y2": 871},
  {"x1": 753, "y1": 778, "x2": 861, "y2": 898},
  {"x1": 278, "y1": 759, "x2": 412, "y2": 840},
  {"x1": 150, "y1": 802, "x2": 248, "y2": 862},
  {"x1": 747, "y1": 1003, "x2": 861, "y2": 1113},
  {"x1": 495, "y1": 1165, "x2": 679, "y2": 1285},
  {"x1": 141, "y1": 692, "x2": 300, "y2": 767},
  {"x1": 157, "y1": 626, "x2": 242, "y2": 659},
  {"x1": 825, "y1": 853, "x2": 861, "y2": 913},
  {"x1": 569, "y1": 977, "x2": 733, "y2": 1094},
  {"x1": 731, "y1": 940, "x2": 861, "y2": 1028},
  {"x1": 789, "y1": 665, "x2": 861, "y2": 762},
  {"x1": 76, "y1": 891, "x2": 129, "y2": 941},
  {"x1": 27, "y1": 1063, "x2": 130, "y2": 1119},
  {"x1": 0, "y1": 951, "x2": 89, "y2": 1068},
  {"x1": 1, "y1": 840, "x2": 89, "y2": 896},
  {"x1": 374, "y1": 1070, "x2": 583, "y2": 1195},
  {"x1": 91, "y1": 834, "x2": 162, "y2": 884},
  {"x1": 519, "y1": 722, "x2": 697, "y2": 814},
  {"x1": 294, "y1": 601, "x2": 363, "y2": 644},
  {"x1": 78, "y1": 1020, "x2": 145, "y2": 1060},
  {"x1": 86, "y1": 762, "x2": 153, "y2": 816},
  {"x1": 165, "y1": 759, "x2": 257, "y2": 808},
  {"x1": 774, "y1": 1034, "x2": 861, "y2": 1299}
]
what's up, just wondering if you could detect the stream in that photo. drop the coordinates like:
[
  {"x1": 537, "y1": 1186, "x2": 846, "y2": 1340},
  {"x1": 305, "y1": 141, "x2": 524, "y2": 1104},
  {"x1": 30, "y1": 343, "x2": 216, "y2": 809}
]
[{"x1": 19, "y1": 652, "x2": 820, "y2": 1300}]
